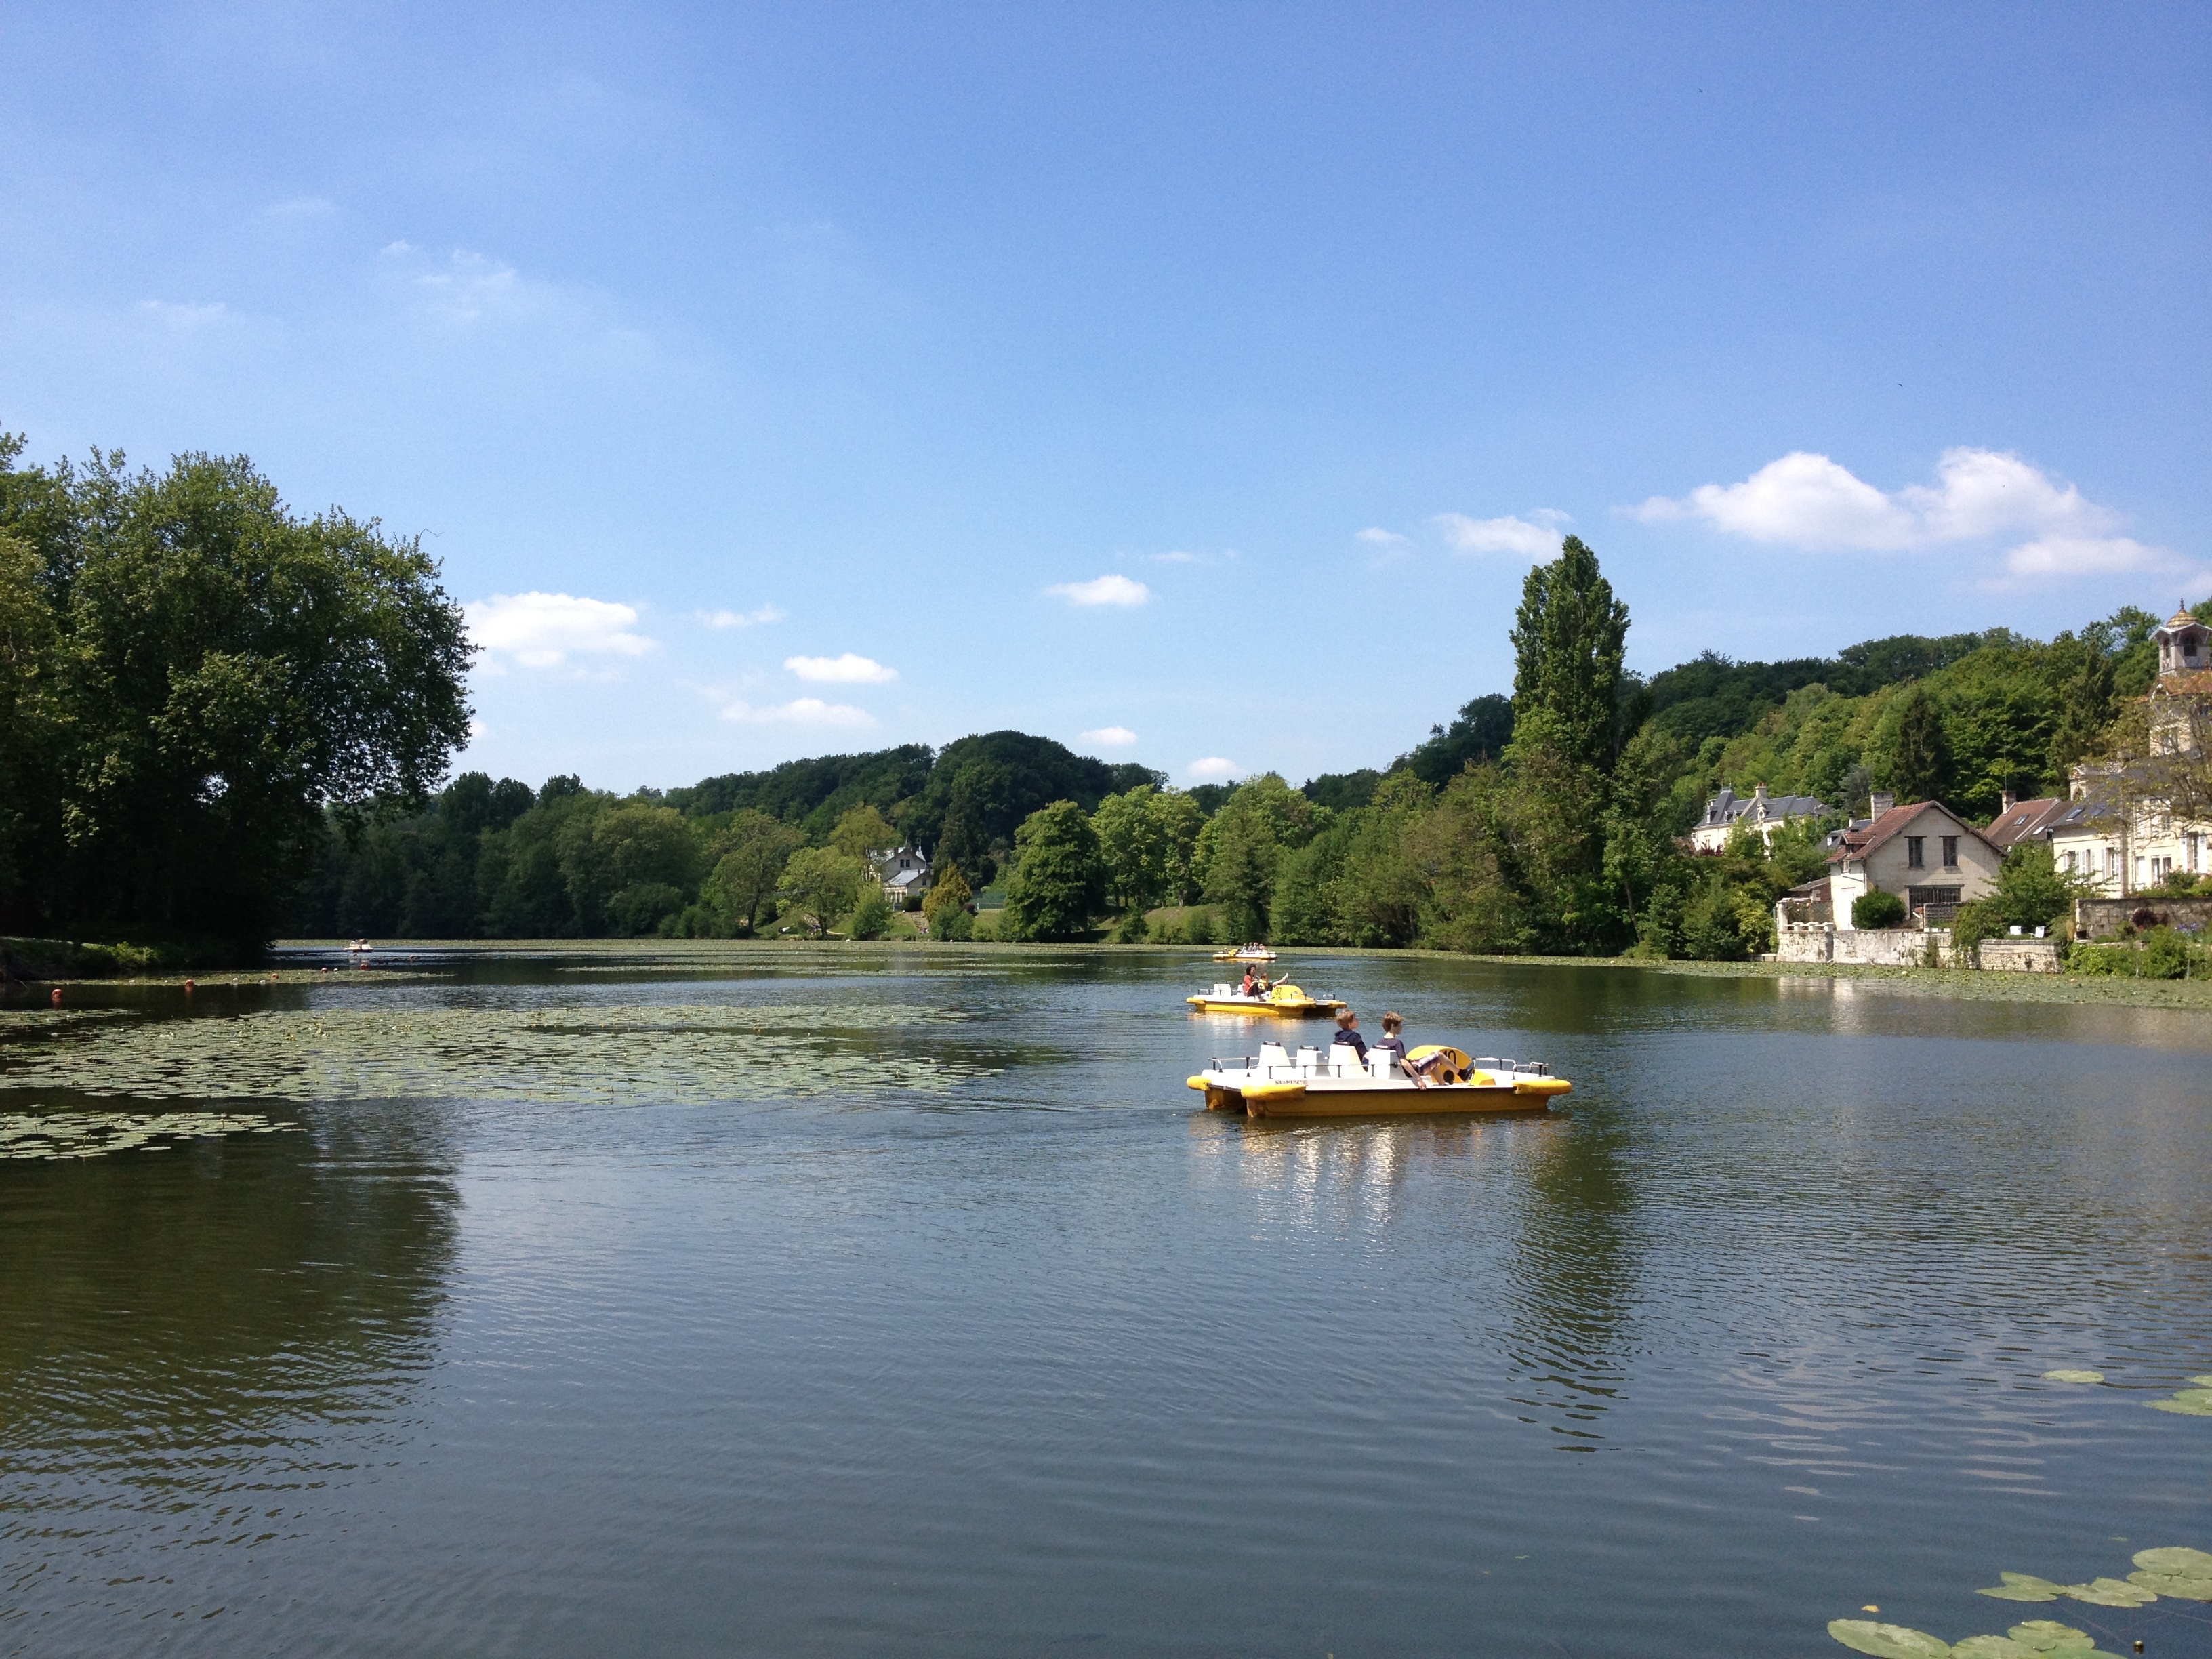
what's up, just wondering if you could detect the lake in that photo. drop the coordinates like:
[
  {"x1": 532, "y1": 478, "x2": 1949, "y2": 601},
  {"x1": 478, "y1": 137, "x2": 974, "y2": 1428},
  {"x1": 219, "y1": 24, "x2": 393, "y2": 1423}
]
[{"x1": 3, "y1": 945, "x2": 2209, "y2": 1658}]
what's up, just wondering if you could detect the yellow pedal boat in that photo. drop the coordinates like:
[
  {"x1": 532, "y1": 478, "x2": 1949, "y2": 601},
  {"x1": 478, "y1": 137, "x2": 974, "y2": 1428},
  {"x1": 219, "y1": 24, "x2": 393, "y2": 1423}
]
[
  {"x1": 1211, "y1": 944, "x2": 1277, "y2": 963},
  {"x1": 1187, "y1": 1041, "x2": 1571, "y2": 1117},
  {"x1": 1185, "y1": 981, "x2": 1347, "y2": 1017}
]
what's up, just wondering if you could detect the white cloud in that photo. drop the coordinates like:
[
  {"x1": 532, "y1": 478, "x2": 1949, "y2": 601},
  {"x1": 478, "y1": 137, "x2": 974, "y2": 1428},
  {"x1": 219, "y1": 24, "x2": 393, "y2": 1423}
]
[
  {"x1": 1149, "y1": 550, "x2": 1205, "y2": 563},
  {"x1": 1356, "y1": 527, "x2": 1412, "y2": 550},
  {"x1": 1632, "y1": 447, "x2": 2121, "y2": 552},
  {"x1": 466, "y1": 720, "x2": 492, "y2": 741},
  {"x1": 1433, "y1": 512, "x2": 1565, "y2": 558},
  {"x1": 785, "y1": 652, "x2": 897, "y2": 684},
  {"x1": 1082, "y1": 726, "x2": 1139, "y2": 747},
  {"x1": 719, "y1": 697, "x2": 874, "y2": 728},
  {"x1": 2001, "y1": 536, "x2": 2171, "y2": 579},
  {"x1": 1046, "y1": 574, "x2": 1151, "y2": 607},
  {"x1": 1187, "y1": 757, "x2": 1239, "y2": 781},
  {"x1": 699, "y1": 604, "x2": 785, "y2": 628},
  {"x1": 466, "y1": 592, "x2": 657, "y2": 670}
]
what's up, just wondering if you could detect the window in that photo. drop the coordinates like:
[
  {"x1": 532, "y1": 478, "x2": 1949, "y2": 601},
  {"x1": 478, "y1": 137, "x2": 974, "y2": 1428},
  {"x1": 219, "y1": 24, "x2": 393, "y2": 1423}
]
[
  {"x1": 2064, "y1": 851, "x2": 2077, "y2": 872},
  {"x1": 1906, "y1": 836, "x2": 1925, "y2": 869},
  {"x1": 1940, "y1": 835, "x2": 1959, "y2": 868}
]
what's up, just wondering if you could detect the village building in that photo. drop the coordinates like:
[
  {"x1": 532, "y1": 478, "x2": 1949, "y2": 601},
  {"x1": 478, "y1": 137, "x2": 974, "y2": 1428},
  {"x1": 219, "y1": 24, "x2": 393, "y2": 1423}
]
[
  {"x1": 2047, "y1": 610, "x2": 2212, "y2": 897},
  {"x1": 1686, "y1": 783, "x2": 1830, "y2": 853},
  {"x1": 1983, "y1": 792, "x2": 2073, "y2": 854},
  {"x1": 868, "y1": 845, "x2": 933, "y2": 909},
  {"x1": 1824, "y1": 793, "x2": 2003, "y2": 922}
]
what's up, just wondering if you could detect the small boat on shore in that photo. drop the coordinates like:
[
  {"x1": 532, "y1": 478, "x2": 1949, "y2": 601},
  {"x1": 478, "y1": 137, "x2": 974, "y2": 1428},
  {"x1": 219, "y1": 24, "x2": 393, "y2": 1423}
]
[
  {"x1": 1189, "y1": 1041, "x2": 1571, "y2": 1118},
  {"x1": 1211, "y1": 944, "x2": 1277, "y2": 963},
  {"x1": 1186, "y1": 981, "x2": 1347, "y2": 1017}
]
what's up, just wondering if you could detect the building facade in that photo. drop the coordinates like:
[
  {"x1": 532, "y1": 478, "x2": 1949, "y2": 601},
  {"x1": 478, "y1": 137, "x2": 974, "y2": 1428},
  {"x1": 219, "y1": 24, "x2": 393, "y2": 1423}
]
[
  {"x1": 1687, "y1": 783, "x2": 1829, "y2": 853},
  {"x1": 1825, "y1": 796, "x2": 2003, "y2": 921}
]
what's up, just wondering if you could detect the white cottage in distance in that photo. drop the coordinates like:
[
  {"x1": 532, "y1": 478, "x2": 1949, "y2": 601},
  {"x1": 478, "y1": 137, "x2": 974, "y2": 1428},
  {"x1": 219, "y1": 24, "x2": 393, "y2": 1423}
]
[
  {"x1": 1826, "y1": 793, "x2": 2003, "y2": 921},
  {"x1": 867, "y1": 845, "x2": 933, "y2": 909},
  {"x1": 1687, "y1": 783, "x2": 1830, "y2": 852}
]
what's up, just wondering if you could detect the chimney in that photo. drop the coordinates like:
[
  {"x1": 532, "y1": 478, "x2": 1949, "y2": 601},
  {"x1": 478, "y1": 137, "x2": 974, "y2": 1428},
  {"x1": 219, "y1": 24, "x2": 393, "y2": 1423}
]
[
  {"x1": 1869, "y1": 791, "x2": 1896, "y2": 817},
  {"x1": 1753, "y1": 783, "x2": 1768, "y2": 801},
  {"x1": 2000, "y1": 789, "x2": 2018, "y2": 814}
]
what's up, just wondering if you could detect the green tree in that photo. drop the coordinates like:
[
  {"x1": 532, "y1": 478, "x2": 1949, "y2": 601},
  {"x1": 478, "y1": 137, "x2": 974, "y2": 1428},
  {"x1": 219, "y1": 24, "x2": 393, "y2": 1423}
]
[
  {"x1": 1509, "y1": 535, "x2": 1631, "y2": 772},
  {"x1": 827, "y1": 802, "x2": 897, "y2": 861},
  {"x1": 922, "y1": 861, "x2": 973, "y2": 937},
  {"x1": 1001, "y1": 800, "x2": 1104, "y2": 941},
  {"x1": 1093, "y1": 784, "x2": 1168, "y2": 914},
  {"x1": 560, "y1": 800, "x2": 703, "y2": 935},
  {"x1": 1153, "y1": 789, "x2": 1208, "y2": 903},
  {"x1": 5, "y1": 443, "x2": 473, "y2": 945},
  {"x1": 701, "y1": 808, "x2": 805, "y2": 935},
  {"x1": 1199, "y1": 774, "x2": 1316, "y2": 941},
  {"x1": 778, "y1": 846, "x2": 870, "y2": 935},
  {"x1": 1988, "y1": 841, "x2": 2091, "y2": 931},
  {"x1": 0, "y1": 529, "x2": 62, "y2": 922},
  {"x1": 1887, "y1": 686, "x2": 1953, "y2": 804},
  {"x1": 847, "y1": 890, "x2": 893, "y2": 939}
]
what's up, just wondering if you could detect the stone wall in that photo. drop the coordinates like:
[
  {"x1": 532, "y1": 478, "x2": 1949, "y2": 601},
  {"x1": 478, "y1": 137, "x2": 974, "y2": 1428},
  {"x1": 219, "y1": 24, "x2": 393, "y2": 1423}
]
[
  {"x1": 1776, "y1": 924, "x2": 1954, "y2": 967},
  {"x1": 2077, "y1": 897, "x2": 2212, "y2": 939},
  {"x1": 1976, "y1": 939, "x2": 2064, "y2": 972}
]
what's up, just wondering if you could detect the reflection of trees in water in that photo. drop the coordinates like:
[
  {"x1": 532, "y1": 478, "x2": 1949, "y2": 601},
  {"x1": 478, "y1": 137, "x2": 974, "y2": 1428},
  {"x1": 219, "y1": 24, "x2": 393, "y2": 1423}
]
[
  {"x1": 0, "y1": 1103, "x2": 457, "y2": 1557},
  {"x1": 1501, "y1": 1122, "x2": 1642, "y2": 1447}
]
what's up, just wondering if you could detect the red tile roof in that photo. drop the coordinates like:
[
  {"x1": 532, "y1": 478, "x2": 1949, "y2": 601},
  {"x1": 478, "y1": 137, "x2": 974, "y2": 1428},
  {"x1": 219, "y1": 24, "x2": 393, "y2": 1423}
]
[{"x1": 1984, "y1": 798, "x2": 2072, "y2": 851}]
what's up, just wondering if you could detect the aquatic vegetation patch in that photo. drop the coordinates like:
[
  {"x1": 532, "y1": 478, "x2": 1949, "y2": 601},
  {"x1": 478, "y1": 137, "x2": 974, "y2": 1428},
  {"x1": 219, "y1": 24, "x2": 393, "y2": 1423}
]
[
  {"x1": 2041, "y1": 1370, "x2": 2104, "y2": 1384},
  {"x1": 1837, "y1": 1547, "x2": 2211, "y2": 1657},
  {"x1": 0, "y1": 1002, "x2": 992, "y2": 1105},
  {"x1": 2147, "y1": 1384, "x2": 2212, "y2": 1416},
  {"x1": 0, "y1": 1108, "x2": 300, "y2": 1161}
]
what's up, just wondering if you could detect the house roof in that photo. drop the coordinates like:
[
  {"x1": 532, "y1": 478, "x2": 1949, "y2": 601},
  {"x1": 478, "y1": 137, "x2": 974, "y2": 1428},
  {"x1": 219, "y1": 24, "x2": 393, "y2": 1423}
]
[
  {"x1": 885, "y1": 867, "x2": 929, "y2": 888},
  {"x1": 1984, "y1": 798, "x2": 2071, "y2": 851},
  {"x1": 1698, "y1": 785, "x2": 1829, "y2": 828},
  {"x1": 1827, "y1": 800, "x2": 2001, "y2": 866}
]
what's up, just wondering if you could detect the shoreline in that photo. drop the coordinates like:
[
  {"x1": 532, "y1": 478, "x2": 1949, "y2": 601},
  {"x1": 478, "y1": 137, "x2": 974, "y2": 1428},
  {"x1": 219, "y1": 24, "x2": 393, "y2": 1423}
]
[{"x1": 9, "y1": 936, "x2": 2208, "y2": 1012}]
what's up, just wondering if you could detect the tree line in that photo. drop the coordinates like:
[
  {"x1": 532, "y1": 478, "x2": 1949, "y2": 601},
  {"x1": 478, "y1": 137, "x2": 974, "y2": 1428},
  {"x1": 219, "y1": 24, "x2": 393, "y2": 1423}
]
[{"x1": 1, "y1": 429, "x2": 2180, "y2": 958}]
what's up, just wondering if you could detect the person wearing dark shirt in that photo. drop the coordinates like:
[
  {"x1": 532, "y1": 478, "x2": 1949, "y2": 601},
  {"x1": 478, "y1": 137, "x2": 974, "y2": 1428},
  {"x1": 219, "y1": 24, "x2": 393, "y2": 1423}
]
[{"x1": 1332, "y1": 1008, "x2": 1368, "y2": 1063}]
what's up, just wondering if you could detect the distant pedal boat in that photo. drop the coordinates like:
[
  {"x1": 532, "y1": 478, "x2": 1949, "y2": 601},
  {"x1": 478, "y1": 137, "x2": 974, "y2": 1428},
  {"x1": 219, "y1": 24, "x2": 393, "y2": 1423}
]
[
  {"x1": 1211, "y1": 945, "x2": 1277, "y2": 962},
  {"x1": 1185, "y1": 981, "x2": 1347, "y2": 1017},
  {"x1": 1187, "y1": 1042, "x2": 1572, "y2": 1117}
]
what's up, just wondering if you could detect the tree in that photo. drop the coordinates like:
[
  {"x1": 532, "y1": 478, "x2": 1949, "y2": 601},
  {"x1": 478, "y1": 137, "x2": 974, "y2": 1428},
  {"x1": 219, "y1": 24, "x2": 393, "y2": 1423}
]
[
  {"x1": 1, "y1": 441, "x2": 473, "y2": 945},
  {"x1": 1400, "y1": 693, "x2": 1515, "y2": 784},
  {"x1": 922, "y1": 861, "x2": 973, "y2": 937},
  {"x1": 0, "y1": 529, "x2": 61, "y2": 924},
  {"x1": 1200, "y1": 775, "x2": 1317, "y2": 941},
  {"x1": 1889, "y1": 686, "x2": 1952, "y2": 804},
  {"x1": 1509, "y1": 535, "x2": 1631, "y2": 773},
  {"x1": 847, "y1": 890, "x2": 893, "y2": 939},
  {"x1": 702, "y1": 810, "x2": 806, "y2": 935},
  {"x1": 1093, "y1": 785, "x2": 1168, "y2": 914},
  {"x1": 778, "y1": 846, "x2": 869, "y2": 935},
  {"x1": 1001, "y1": 800, "x2": 1103, "y2": 941},
  {"x1": 827, "y1": 802, "x2": 897, "y2": 861}
]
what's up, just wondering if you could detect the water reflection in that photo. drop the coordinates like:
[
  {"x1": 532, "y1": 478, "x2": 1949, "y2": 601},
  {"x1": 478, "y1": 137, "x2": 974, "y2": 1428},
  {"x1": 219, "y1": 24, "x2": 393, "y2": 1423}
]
[{"x1": 0, "y1": 1102, "x2": 457, "y2": 1605}]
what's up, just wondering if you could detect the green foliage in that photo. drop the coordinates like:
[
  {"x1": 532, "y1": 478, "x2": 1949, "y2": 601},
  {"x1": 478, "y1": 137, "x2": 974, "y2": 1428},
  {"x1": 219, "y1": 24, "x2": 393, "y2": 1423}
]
[
  {"x1": 0, "y1": 436, "x2": 473, "y2": 943},
  {"x1": 778, "y1": 846, "x2": 869, "y2": 935},
  {"x1": 1853, "y1": 890, "x2": 1908, "y2": 929},
  {"x1": 1397, "y1": 693, "x2": 1515, "y2": 785},
  {"x1": 1991, "y1": 842, "x2": 2089, "y2": 931},
  {"x1": 662, "y1": 745, "x2": 931, "y2": 839},
  {"x1": 921, "y1": 861, "x2": 973, "y2": 935},
  {"x1": 1001, "y1": 800, "x2": 1105, "y2": 941},
  {"x1": 2070, "y1": 928, "x2": 2202, "y2": 979},
  {"x1": 846, "y1": 890, "x2": 894, "y2": 939},
  {"x1": 1888, "y1": 685, "x2": 1953, "y2": 804},
  {"x1": 1299, "y1": 769, "x2": 1382, "y2": 811},
  {"x1": 1200, "y1": 774, "x2": 1317, "y2": 941},
  {"x1": 1511, "y1": 535, "x2": 1629, "y2": 772},
  {"x1": 1947, "y1": 898, "x2": 2008, "y2": 962},
  {"x1": 827, "y1": 803, "x2": 897, "y2": 861},
  {"x1": 701, "y1": 810, "x2": 807, "y2": 935}
]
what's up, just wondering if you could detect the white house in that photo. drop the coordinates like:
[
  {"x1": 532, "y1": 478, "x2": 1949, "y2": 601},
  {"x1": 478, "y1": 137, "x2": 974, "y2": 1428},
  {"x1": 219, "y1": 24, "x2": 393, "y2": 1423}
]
[
  {"x1": 867, "y1": 845, "x2": 933, "y2": 909},
  {"x1": 1825, "y1": 795, "x2": 2003, "y2": 922},
  {"x1": 2047, "y1": 610, "x2": 2212, "y2": 896},
  {"x1": 1687, "y1": 783, "x2": 1830, "y2": 853}
]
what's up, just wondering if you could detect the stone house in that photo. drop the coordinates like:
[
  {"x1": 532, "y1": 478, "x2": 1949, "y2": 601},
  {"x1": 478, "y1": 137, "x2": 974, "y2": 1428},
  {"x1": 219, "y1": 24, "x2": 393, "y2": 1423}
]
[
  {"x1": 1687, "y1": 783, "x2": 1830, "y2": 853},
  {"x1": 1824, "y1": 794, "x2": 2003, "y2": 922}
]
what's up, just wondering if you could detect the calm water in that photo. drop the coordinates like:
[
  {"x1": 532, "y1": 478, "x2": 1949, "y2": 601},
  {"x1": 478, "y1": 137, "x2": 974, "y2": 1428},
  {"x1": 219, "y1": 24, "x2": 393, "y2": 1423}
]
[{"x1": 3, "y1": 947, "x2": 2210, "y2": 1658}]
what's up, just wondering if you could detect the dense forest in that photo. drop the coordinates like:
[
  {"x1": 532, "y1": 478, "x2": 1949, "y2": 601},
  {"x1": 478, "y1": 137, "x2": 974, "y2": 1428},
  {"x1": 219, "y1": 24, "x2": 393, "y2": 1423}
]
[{"x1": 0, "y1": 429, "x2": 2188, "y2": 960}]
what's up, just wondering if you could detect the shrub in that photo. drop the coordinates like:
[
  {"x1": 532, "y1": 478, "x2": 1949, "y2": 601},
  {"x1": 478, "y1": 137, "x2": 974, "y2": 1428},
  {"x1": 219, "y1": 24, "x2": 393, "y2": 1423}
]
[
  {"x1": 1108, "y1": 910, "x2": 1149, "y2": 944},
  {"x1": 1946, "y1": 898, "x2": 2007, "y2": 963},
  {"x1": 1852, "y1": 890, "x2": 1908, "y2": 930},
  {"x1": 933, "y1": 907, "x2": 974, "y2": 942},
  {"x1": 847, "y1": 893, "x2": 893, "y2": 940}
]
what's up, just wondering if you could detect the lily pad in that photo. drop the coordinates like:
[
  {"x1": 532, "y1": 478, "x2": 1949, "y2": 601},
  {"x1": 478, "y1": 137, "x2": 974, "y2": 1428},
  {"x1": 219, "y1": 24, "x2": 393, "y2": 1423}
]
[
  {"x1": 2148, "y1": 1396, "x2": 2212, "y2": 1416},
  {"x1": 1978, "y1": 1574, "x2": 2064, "y2": 1602},
  {"x1": 2006, "y1": 1624, "x2": 2093, "y2": 1654},
  {"x1": 2190, "y1": 1376, "x2": 2212, "y2": 1387},
  {"x1": 2133, "y1": 1547, "x2": 2212, "y2": 1575},
  {"x1": 2040, "y1": 1370, "x2": 2104, "y2": 1385},
  {"x1": 0, "y1": 1108, "x2": 300, "y2": 1161},
  {"x1": 2166, "y1": 1389, "x2": 2212, "y2": 1407},
  {"x1": 1952, "y1": 1639, "x2": 2047, "y2": 1659},
  {"x1": 2059, "y1": 1578, "x2": 2156, "y2": 1607},
  {"x1": 2127, "y1": 1571, "x2": 2212, "y2": 1600},
  {"x1": 1829, "y1": 1620, "x2": 1952, "y2": 1658}
]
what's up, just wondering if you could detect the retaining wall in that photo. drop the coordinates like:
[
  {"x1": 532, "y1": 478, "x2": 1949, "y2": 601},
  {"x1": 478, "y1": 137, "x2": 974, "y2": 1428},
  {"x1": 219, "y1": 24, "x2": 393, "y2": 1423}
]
[
  {"x1": 1776, "y1": 924, "x2": 1954, "y2": 967},
  {"x1": 2077, "y1": 897, "x2": 2212, "y2": 939},
  {"x1": 1975, "y1": 939, "x2": 2064, "y2": 972}
]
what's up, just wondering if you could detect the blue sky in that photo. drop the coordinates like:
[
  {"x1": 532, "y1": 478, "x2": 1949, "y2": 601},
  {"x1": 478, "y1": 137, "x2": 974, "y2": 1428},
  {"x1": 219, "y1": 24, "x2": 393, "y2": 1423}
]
[{"x1": 3, "y1": 3, "x2": 2207, "y2": 792}]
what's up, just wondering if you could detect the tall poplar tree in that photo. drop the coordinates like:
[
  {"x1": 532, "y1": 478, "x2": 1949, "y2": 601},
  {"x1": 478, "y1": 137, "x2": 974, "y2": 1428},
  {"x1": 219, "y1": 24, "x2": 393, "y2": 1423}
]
[{"x1": 1509, "y1": 535, "x2": 1631, "y2": 773}]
